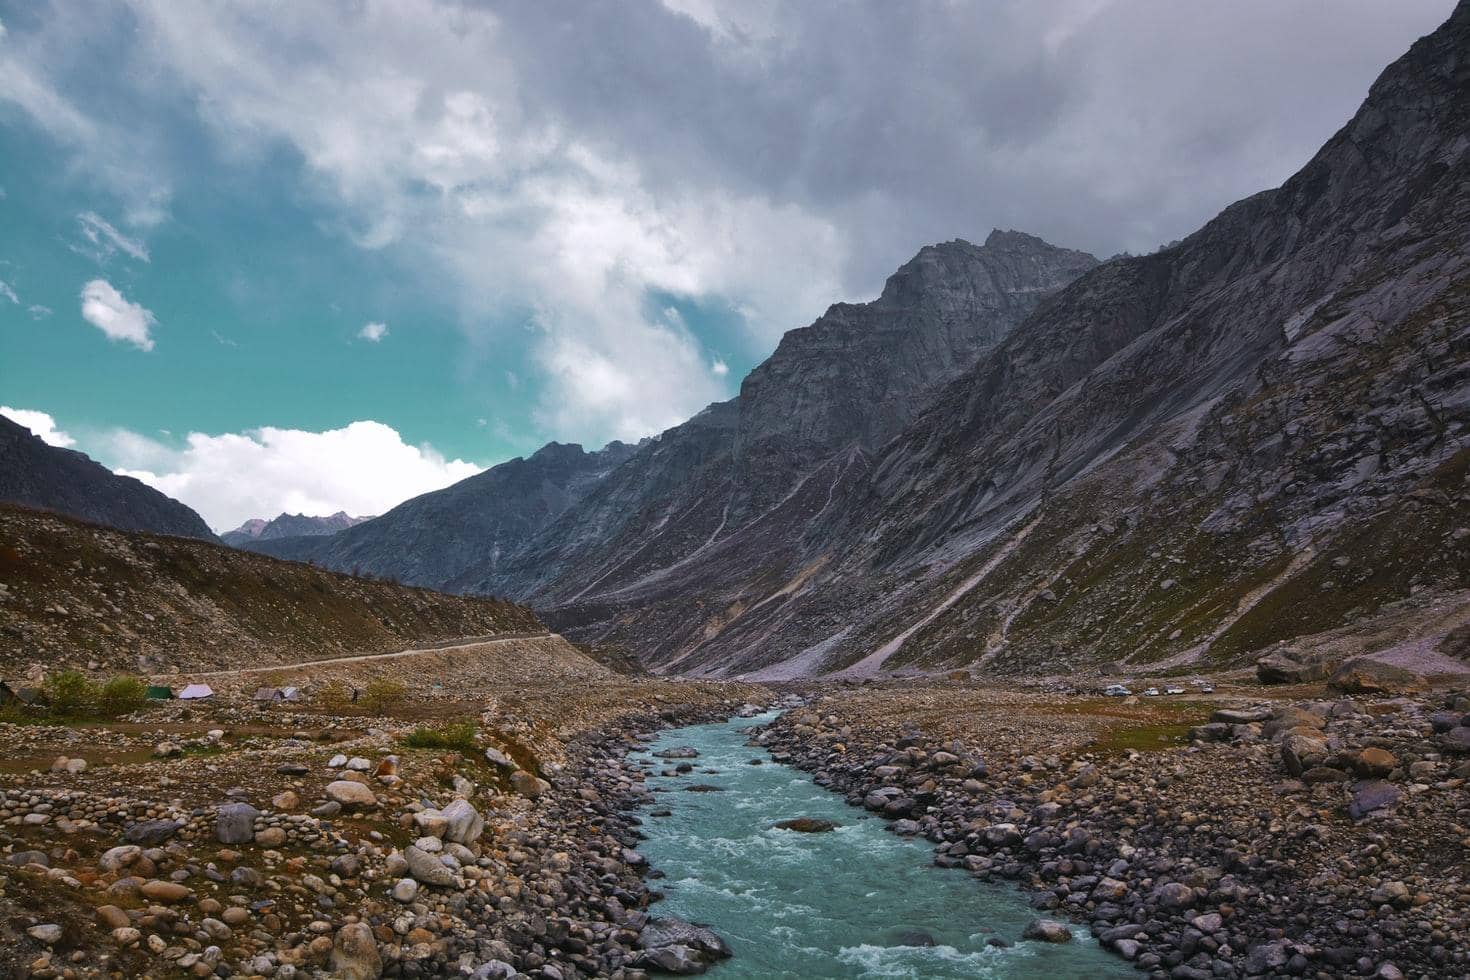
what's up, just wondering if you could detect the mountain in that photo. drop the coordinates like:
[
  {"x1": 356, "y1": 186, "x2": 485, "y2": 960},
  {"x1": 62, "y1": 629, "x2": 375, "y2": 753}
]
[
  {"x1": 609, "y1": 2, "x2": 1470, "y2": 678},
  {"x1": 0, "y1": 415, "x2": 216, "y2": 541},
  {"x1": 245, "y1": 6, "x2": 1468, "y2": 680},
  {"x1": 250, "y1": 440, "x2": 640, "y2": 585},
  {"x1": 269, "y1": 232, "x2": 1097, "y2": 603},
  {"x1": 222, "y1": 510, "x2": 372, "y2": 548}
]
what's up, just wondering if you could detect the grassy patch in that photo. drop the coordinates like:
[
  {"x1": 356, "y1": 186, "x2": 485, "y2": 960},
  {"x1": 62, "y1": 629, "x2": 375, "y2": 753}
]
[{"x1": 403, "y1": 722, "x2": 478, "y2": 753}]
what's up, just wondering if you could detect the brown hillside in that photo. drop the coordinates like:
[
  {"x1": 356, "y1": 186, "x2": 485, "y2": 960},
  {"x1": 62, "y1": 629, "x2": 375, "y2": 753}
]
[{"x1": 0, "y1": 504, "x2": 543, "y2": 675}]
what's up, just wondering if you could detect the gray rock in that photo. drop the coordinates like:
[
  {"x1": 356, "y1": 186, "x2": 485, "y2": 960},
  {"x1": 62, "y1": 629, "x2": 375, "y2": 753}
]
[
  {"x1": 439, "y1": 799, "x2": 485, "y2": 845},
  {"x1": 216, "y1": 802, "x2": 260, "y2": 845},
  {"x1": 403, "y1": 845, "x2": 454, "y2": 887},
  {"x1": 1021, "y1": 918, "x2": 1073, "y2": 943}
]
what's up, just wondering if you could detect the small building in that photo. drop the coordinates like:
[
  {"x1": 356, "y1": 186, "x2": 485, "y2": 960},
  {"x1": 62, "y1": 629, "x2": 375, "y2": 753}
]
[
  {"x1": 178, "y1": 683, "x2": 214, "y2": 700},
  {"x1": 146, "y1": 686, "x2": 174, "y2": 700}
]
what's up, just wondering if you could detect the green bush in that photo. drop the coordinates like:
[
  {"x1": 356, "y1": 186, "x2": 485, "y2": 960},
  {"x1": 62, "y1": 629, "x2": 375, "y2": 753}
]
[
  {"x1": 403, "y1": 722, "x2": 478, "y2": 753},
  {"x1": 44, "y1": 670, "x2": 98, "y2": 716},
  {"x1": 97, "y1": 675, "x2": 148, "y2": 717},
  {"x1": 360, "y1": 678, "x2": 407, "y2": 713}
]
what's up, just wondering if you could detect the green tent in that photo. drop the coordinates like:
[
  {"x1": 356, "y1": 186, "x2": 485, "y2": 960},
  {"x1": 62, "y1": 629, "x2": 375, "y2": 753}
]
[{"x1": 146, "y1": 686, "x2": 174, "y2": 700}]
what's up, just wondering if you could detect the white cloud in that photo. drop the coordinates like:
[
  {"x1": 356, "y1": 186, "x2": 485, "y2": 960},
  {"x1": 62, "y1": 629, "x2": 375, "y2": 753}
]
[
  {"x1": 27, "y1": 304, "x2": 53, "y2": 320},
  {"x1": 74, "y1": 211, "x2": 150, "y2": 264},
  {"x1": 113, "y1": 1, "x2": 843, "y2": 445},
  {"x1": 105, "y1": 420, "x2": 483, "y2": 531},
  {"x1": 0, "y1": 279, "x2": 17, "y2": 304},
  {"x1": 710, "y1": 358, "x2": 729, "y2": 377},
  {"x1": 358, "y1": 321, "x2": 388, "y2": 342},
  {"x1": 0, "y1": 406, "x2": 76, "y2": 447},
  {"x1": 79, "y1": 279, "x2": 156, "y2": 350}
]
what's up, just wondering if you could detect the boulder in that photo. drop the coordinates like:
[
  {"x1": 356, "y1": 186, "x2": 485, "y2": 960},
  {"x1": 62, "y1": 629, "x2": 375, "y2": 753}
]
[
  {"x1": 483, "y1": 747, "x2": 514, "y2": 768},
  {"x1": 325, "y1": 780, "x2": 378, "y2": 808},
  {"x1": 1348, "y1": 780, "x2": 1400, "y2": 819},
  {"x1": 1441, "y1": 726, "x2": 1470, "y2": 754},
  {"x1": 1328, "y1": 658, "x2": 1427, "y2": 695},
  {"x1": 1022, "y1": 918, "x2": 1073, "y2": 943},
  {"x1": 440, "y1": 799, "x2": 485, "y2": 845},
  {"x1": 139, "y1": 880, "x2": 191, "y2": 903},
  {"x1": 772, "y1": 818, "x2": 839, "y2": 833},
  {"x1": 331, "y1": 922, "x2": 382, "y2": 980},
  {"x1": 1353, "y1": 747, "x2": 1397, "y2": 778},
  {"x1": 123, "y1": 819, "x2": 182, "y2": 845},
  {"x1": 216, "y1": 803, "x2": 259, "y2": 845},
  {"x1": 1280, "y1": 734, "x2": 1328, "y2": 777},
  {"x1": 404, "y1": 845, "x2": 454, "y2": 887},
  {"x1": 636, "y1": 918, "x2": 732, "y2": 974},
  {"x1": 1256, "y1": 648, "x2": 1329, "y2": 684},
  {"x1": 98, "y1": 845, "x2": 141, "y2": 872}
]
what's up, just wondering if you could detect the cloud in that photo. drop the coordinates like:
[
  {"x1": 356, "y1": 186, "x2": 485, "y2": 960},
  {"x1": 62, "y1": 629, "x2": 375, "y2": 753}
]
[
  {"x1": 79, "y1": 279, "x2": 156, "y2": 350},
  {"x1": 73, "y1": 211, "x2": 150, "y2": 264},
  {"x1": 105, "y1": 419, "x2": 482, "y2": 531},
  {"x1": 2, "y1": 0, "x2": 1452, "y2": 447},
  {"x1": 711, "y1": 358, "x2": 729, "y2": 377},
  {"x1": 358, "y1": 321, "x2": 388, "y2": 342},
  {"x1": 0, "y1": 406, "x2": 76, "y2": 447},
  {"x1": 27, "y1": 304, "x2": 53, "y2": 320},
  {"x1": 0, "y1": 279, "x2": 17, "y2": 304}
]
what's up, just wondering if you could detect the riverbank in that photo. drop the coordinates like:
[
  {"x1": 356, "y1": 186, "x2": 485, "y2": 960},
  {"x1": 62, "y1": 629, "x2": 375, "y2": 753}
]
[
  {"x1": 0, "y1": 677, "x2": 766, "y2": 978},
  {"x1": 756, "y1": 683, "x2": 1470, "y2": 979}
]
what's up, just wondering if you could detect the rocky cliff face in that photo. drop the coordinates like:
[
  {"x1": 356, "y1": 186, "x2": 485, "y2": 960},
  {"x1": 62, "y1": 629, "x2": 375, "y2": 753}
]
[
  {"x1": 223, "y1": 511, "x2": 371, "y2": 548},
  {"x1": 0, "y1": 416, "x2": 216, "y2": 541}
]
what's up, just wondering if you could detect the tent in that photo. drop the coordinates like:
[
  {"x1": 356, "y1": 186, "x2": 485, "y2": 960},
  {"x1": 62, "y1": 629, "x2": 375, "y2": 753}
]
[
  {"x1": 146, "y1": 686, "x2": 174, "y2": 700},
  {"x1": 253, "y1": 687, "x2": 283, "y2": 702},
  {"x1": 13, "y1": 687, "x2": 47, "y2": 707},
  {"x1": 178, "y1": 684, "x2": 214, "y2": 700},
  {"x1": 280, "y1": 686, "x2": 302, "y2": 701},
  {"x1": 0, "y1": 681, "x2": 16, "y2": 707}
]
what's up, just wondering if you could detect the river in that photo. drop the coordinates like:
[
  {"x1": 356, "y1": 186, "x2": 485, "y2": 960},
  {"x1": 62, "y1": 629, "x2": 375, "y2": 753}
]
[{"x1": 631, "y1": 711, "x2": 1131, "y2": 979}]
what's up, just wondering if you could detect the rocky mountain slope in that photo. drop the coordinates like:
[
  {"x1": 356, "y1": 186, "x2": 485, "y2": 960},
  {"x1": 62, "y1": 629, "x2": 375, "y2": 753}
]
[
  {"x1": 0, "y1": 504, "x2": 542, "y2": 674},
  {"x1": 222, "y1": 511, "x2": 371, "y2": 548},
  {"x1": 631, "y1": 3, "x2": 1470, "y2": 678},
  {"x1": 0, "y1": 416, "x2": 216, "y2": 542},
  {"x1": 273, "y1": 232, "x2": 1096, "y2": 605},
  {"x1": 239, "y1": 7, "x2": 1467, "y2": 681},
  {"x1": 251, "y1": 440, "x2": 637, "y2": 585}
]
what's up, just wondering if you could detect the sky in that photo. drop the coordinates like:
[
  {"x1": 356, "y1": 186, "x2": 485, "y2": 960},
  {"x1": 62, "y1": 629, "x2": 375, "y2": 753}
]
[{"x1": 0, "y1": 0, "x2": 1454, "y2": 531}]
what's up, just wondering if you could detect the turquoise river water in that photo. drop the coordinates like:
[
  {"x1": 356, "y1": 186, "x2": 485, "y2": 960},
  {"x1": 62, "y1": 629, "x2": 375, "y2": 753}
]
[{"x1": 632, "y1": 712, "x2": 1132, "y2": 979}]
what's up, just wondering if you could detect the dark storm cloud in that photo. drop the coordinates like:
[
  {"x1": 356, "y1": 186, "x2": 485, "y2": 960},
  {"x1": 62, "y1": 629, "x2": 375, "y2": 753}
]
[{"x1": 488, "y1": 0, "x2": 1453, "y2": 288}]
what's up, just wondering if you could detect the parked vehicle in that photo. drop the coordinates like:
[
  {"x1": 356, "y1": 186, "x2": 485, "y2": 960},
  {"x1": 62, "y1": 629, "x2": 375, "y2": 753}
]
[{"x1": 1103, "y1": 684, "x2": 1132, "y2": 697}]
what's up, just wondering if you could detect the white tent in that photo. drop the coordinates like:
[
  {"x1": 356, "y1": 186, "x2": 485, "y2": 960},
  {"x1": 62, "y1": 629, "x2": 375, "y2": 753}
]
[{"x1": 178, "y1": 683, "x2": 214, "y2": 700}]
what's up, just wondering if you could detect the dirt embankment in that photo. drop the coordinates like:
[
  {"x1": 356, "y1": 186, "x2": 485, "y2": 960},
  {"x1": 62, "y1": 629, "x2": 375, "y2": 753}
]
[{"x1": 0, "y1": 505, "x2": 542, "y2": 675}]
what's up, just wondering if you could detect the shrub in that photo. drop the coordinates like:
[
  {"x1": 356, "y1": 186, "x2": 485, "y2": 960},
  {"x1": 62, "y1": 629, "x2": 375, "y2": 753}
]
[
  {"x1": 360, "y1": 678, "x2": 407, "y2": 713},
  {"x1": 44, "y1": 670, "x2": 97, "y2": 716},
  {"x1": 403, "y1": 722, "x2": 478, "y2": 753},
  {"x1": 97, "y1": 675, "x2": 148, "y2": 717}
]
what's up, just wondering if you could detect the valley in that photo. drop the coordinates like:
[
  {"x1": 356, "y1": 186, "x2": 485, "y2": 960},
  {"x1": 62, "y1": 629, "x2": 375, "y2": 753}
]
[{"x1": 2, "y1": 3, "x2": 1469, "y2": 979}]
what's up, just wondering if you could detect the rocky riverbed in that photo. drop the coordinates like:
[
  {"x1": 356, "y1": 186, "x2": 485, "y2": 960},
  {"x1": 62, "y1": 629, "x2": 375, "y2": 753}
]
[
  {"x1": 0, "y1": 680, "x2": 767, "y2": 979},
  {"x1": 755, "y1": 683, "x2": 1470, "y2": 979}
]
